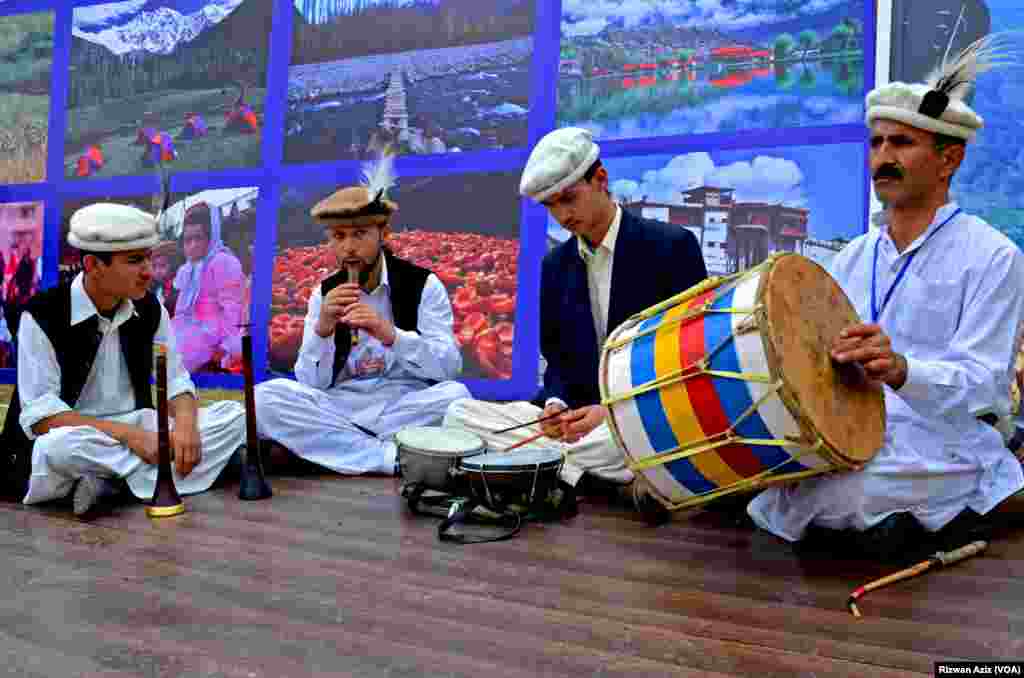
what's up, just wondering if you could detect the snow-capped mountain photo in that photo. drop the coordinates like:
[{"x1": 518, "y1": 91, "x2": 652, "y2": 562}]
[{"x1": 73, "y1": 0, "x2": 245, "y2": 56}]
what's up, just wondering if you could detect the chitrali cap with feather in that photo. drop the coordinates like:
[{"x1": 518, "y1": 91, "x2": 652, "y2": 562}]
[
  {"x1": 311, "y1": 150, "x2": 398, "y2": 228},
  {"x1": 866, "y1": 33, "x2": 1018, "y2": 141}
]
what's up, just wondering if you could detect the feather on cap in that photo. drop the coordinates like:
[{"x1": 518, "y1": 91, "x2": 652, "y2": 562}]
[
  {"x1": 311, "y1": 148, "x2": 399, "y2": 227},
  {"x1": 866, "y1": 32, "x2": 1020, "y2": 141}
]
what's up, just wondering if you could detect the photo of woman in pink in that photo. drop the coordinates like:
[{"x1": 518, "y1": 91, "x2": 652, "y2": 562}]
[{"x1": 170, "y1": 200, "x2": 247, "y2": 373}]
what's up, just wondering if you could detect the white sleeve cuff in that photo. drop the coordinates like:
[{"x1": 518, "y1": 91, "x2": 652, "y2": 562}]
[
  {"x1": 897, "y1": 356, "x2": 938, "y2": 401},
  {"x1": 168, "y1": 376, "x2": 197, "y2": 402},
  {"x1": 301, "y1": 329, "x2": 336, "y2": 360},
  {"x1": 545, "y1": 397, "x2": 569, "y2": 411},
  {"x1": 19, "y1": 394, "x2": 73, "y2": 441}
]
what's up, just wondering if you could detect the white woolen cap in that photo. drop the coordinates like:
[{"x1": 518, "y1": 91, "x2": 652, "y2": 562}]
[
  {"x1": 520, "y1": 127, "x2": 601, "y2": 202},
  {"x1": 865, "y1": 81, "x2": 983, "y2": 141},
  {"x1": 68, "y1": 203, "x2": 160, "y2": 252}
]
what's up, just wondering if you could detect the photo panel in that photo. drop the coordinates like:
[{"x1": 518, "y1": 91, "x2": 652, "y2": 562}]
[
  {"x1": 61, "y1": 186, "x2": 258, "y2": 376},
  {"x1": 557, "y1": 0, "x2": 868, "y2": 141},
  {"x1": 547, "y1": 143, "x2": 867, "y2": 275},
  {"x1": 285, "y1": 0, "x2": 536, "y2": 164},
  {"x1": 272, "y1": 169, "x2": 523, "y2": 381},
  {"x1": 0, "y1": 10, "x2": 54, "y2": 184},
  {"x1": 65, "y1": 0, "x2": 273, "y2": 180},
  {"x1": 889, "y1": 0, "x2": 1024, "y2": 252},
  {"x1": 0, "y1": 200, "x2": 45, "y2": 368}
]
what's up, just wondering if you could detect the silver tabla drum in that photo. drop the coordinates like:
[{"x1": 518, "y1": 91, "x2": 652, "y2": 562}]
[
  {"x1": 459, "y1": 448, "x2": 563, "y2": 513},
  {"x1": 396, "y1": 426, "x2": 486, "y2": 493}
]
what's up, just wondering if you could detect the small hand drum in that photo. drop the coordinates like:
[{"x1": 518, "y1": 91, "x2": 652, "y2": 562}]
[
  {"x1": 600, "y1": 252, "x2": 885, "y2": 511},
  {"x1": 396, "y1": 426, "x2": 486, "y2": 494},
  {"x1": 459, "y1": 448, "x2": 563, "y2": 513}
]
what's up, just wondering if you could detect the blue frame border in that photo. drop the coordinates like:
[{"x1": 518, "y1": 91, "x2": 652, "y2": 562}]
[{"x1": 0, "y1": 0, "x2": 877, "y2": 395}]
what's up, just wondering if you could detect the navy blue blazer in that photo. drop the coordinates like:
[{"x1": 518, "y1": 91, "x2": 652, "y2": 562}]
[{"x1": 534, "y1": 208, "x2": 708, "y2": 409}]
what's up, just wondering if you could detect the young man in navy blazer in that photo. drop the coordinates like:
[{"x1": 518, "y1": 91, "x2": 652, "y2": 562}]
[{"x1": 445, "y1": 128, "x2": 708, "y2": 505}]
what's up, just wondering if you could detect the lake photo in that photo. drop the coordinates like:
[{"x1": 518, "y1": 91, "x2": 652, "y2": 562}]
[{"x1": 558, "y1": 0, "x2": 867, "y2": 140}]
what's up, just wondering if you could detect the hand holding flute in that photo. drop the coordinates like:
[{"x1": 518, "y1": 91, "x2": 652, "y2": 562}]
[{"x1": 346, "y1": 264, "x2": 360, "y2": 346}]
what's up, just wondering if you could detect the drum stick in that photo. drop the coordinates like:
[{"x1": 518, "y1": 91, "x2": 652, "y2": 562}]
[
  {"x1": 502, "y1": 430, "x2": 547, "y2": 453},
  {"x1": 846, "y1": 540, "x2": 988, "y2": 617},
  {"x1": 346, "y1": 264, "x2": 360, "y2": 346},
  {"x1": 491, "y1": 408, "x2": 568, "y2": 435}
]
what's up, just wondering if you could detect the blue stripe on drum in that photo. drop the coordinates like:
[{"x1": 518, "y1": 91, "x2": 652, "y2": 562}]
[
  {"x1": 631, "y1": 311, "x2": 718, "y2": 496},
  {"x1": 606, "y1": 323, "x2": 687, "y2": 503},
  {"x1": 705, "y1": 287, "x2": 808, "y2": 475}
]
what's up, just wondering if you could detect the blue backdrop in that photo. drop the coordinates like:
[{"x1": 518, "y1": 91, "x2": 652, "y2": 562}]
[{"x1": 0, "y1": 0, "x2": 876, "y2": 399}]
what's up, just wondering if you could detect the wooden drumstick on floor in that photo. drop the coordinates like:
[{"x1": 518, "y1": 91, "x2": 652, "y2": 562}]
[{"x1": 847, "y1": 540, "x2": 988, "y2": 617}]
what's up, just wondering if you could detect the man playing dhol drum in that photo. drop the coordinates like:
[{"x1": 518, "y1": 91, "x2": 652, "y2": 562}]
[
  {"x1": 254, "y1": 153, "x2": 469, "y2": 476},
  {"x1": 445, "y1": 127, "x2": 708, "y2": 508},
  {"x1": 747, "y1": 36, "x2": 1024, "y2": 560}
]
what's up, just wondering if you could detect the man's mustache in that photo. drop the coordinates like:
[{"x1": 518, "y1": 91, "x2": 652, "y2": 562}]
[{"x1": 873, "y1": 164, "x2": 904, "y2": 181}]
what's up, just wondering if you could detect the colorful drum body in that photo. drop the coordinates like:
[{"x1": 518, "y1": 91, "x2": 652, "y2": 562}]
[{"x1": 599, "y1": 253, "x2": 885, "y2": 510}]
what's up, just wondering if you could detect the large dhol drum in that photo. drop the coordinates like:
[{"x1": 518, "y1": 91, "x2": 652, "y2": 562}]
[{"x1": 599, "y1": 253, "x2": 885, "y2": 511}]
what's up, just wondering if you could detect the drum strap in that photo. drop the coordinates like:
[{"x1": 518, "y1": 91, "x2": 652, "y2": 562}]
[
  {"x1": 401, "y1": 481, "x2": 577, "y2": 544},
  {"x1": 402, "y1": 483, "x2": 522, "y2": 544}
]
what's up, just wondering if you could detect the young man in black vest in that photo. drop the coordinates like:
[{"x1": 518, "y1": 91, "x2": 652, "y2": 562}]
[
  {"x1": 0, "y1": 203, "x2": 247, "y2": 515},
  {"x1": 254, "y1": 165, "x2": 469, "y2": 475}
]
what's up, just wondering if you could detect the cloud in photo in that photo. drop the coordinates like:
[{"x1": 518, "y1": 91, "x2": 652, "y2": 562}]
[
  {"x1": 610, "y1": 152, "x2": 805, "y2": 206},
  {"x1": 562, "y1": 0, "x2": 852, "y2": 36}
]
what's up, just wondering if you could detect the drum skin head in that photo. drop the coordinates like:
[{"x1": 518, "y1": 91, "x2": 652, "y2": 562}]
[{"x1": 760, "y1": 254, "x2": 885, "y2": 465}]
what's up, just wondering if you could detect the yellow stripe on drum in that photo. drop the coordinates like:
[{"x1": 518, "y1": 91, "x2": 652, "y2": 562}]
[
  {"x1": 605, "y1": 315, "x2": 692, "y2": 504},
  {"x1": 654, "y1": 296, "x2": 745, "y2": 490}
]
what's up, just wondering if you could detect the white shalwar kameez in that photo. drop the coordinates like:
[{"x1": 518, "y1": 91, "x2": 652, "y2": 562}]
[
  {"x1": 748, "y1": 204, "x2": 1024, "y2": 541},
  {"x1": 20, "y1": 274, "x2": 245, "y2": 505},
  {"x1": 255, "y1": 260, "x2": 470, "y2": 474},
  {"x1": 443, "y1": 207, "x2": 632, "y2": 487}
]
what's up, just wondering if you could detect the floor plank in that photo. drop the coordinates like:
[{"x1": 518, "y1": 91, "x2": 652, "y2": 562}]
[{"x1": 2, "y1": 473, "x2": 1022, "y2": 677}]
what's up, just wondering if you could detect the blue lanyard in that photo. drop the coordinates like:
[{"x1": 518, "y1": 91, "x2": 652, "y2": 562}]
[{"x1": 870, "y1": 208, "x2": 961, "y2": 323}]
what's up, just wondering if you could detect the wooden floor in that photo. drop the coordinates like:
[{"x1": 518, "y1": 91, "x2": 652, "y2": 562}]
[{"x1": 2, "y1": 469, "x2": 1023, "y2": 678}]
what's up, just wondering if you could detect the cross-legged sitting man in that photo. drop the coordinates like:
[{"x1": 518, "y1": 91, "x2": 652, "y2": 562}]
[
  {"x1": 444, "y1": 128, "x2": 708, "y2": 509},
  {"x1": 255, "y1": 158, "x2": 469, "y2": 475},
  {"x1": 747, "y1": 39, "x2": 1024, "y2": 560},
  {"x1": 0, "y1": 203, "x2": 247, "y2": 516}
]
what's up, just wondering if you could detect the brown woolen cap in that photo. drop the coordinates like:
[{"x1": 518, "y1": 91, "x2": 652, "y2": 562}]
[{"x1": 310, "y1": 186, "x2": 398, "y2": 228}]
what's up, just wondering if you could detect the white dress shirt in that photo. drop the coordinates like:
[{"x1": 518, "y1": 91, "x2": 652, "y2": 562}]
[
  {"x1": 17, "y1": 273, "x2": 195, "y2": 439},
  {"x1": 293, "y1": 256, "x2": 462, "y2": 429},
  {"x1": 544, "y1": 205, "x2": 622, "y2": 412},
  {"x1": 578, "y1": 203, "x2": 622, "y2": 347},
  {"x1": 749, "y1": 203, "x2": 1024, "y2": 539}
]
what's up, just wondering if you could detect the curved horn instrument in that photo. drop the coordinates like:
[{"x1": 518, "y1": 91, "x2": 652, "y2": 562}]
[
  {"x1": 145, "y1": 344, "x2": 185, "y2": 518},
  {"x1": 238, "y1": 331, "x2": 272, "y2": 501}
]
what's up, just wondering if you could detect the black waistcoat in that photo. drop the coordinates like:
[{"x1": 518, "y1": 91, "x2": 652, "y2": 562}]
[
  {"x1": 320, "y1": 248, "x2": 431, "y2": 388},
  {"x1": 0, "y1": 283, "x2": 162, "y2": 497}
]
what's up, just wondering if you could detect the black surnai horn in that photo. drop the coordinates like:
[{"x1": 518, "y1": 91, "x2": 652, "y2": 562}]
[
  {"x1": 146, "y1": 345, "x2": 185, "y2": 518},
  {"x1": 238, "y1": 332, "x2": 272, "y2": 501}
]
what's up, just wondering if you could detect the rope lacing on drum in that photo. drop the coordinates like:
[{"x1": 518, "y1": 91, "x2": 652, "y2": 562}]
[{"x1": 601, "y1": 314, "x2": 773, "y2": 406}]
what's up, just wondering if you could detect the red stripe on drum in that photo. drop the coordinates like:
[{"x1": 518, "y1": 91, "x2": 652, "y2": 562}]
[{"x1": 678, "y1": 289, "x2": 766, "y2": 480}]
